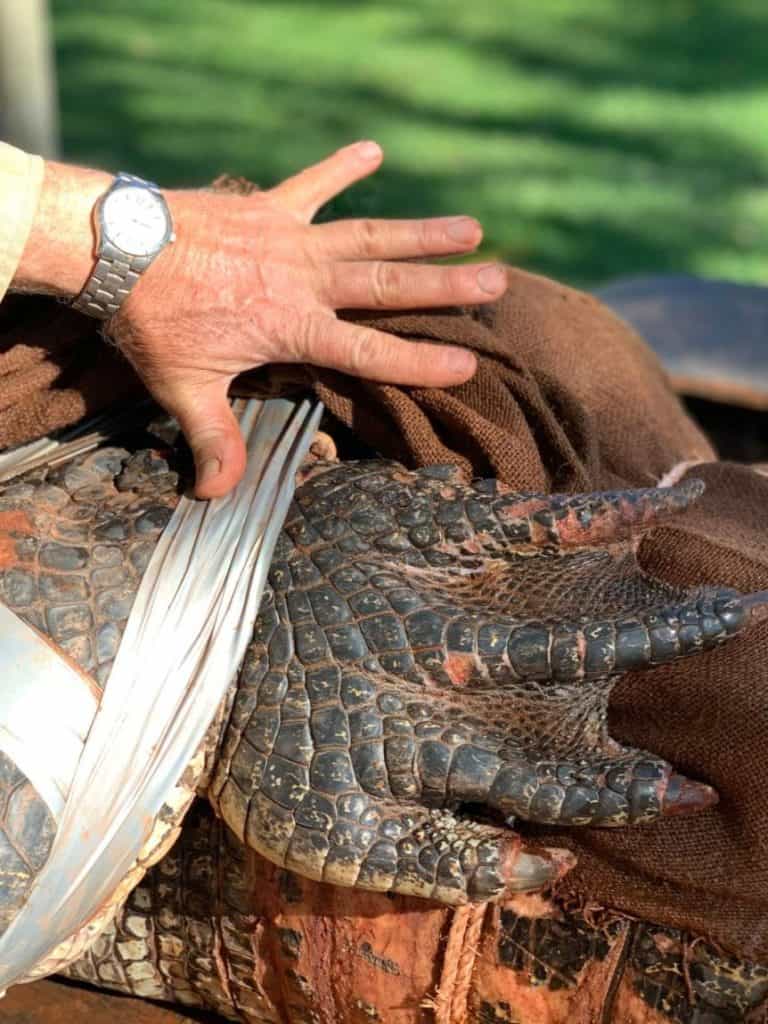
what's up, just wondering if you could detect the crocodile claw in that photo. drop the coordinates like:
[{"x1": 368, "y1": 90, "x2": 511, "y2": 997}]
[{"x1": 0, "y1": 450, "x2": 759, "y2": 908}]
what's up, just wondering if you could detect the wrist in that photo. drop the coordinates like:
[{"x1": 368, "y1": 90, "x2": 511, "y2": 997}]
[
  {"x1": 12, "y1": 160, "x2": 112, "y2": 298},
  {"x1": 107, "y1": 188, "x2": 191, "y2": 337},
  {"x1": 109, "y1": 188, "x2": 213, "y2": 323}
]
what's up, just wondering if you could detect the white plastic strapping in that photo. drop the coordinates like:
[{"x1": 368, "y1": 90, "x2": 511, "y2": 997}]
[
  {"x1": 0, "y1": 607, "x2": 98, "y2": 823},
  {"x1": 0, "y1": 401, "x2": 154, "y2": 483},
  {"x1": 0, "y1": 396, "x2": 322, "y2": 988}
]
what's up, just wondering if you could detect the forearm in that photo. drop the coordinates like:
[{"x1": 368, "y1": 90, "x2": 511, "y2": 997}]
[{"x1": 12, "y1": 159, "x2": 110, "y2": 298}]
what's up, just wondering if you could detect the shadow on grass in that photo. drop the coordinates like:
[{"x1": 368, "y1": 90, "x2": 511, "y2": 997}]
[
  {"x1": 407, "y1": 0, "x2": 768, "y2": 94},
  {"x1": 51, "y1": 0, "x2": 768, "y2": 286}
]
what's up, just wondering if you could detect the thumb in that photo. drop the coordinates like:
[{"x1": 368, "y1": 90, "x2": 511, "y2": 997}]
[{"x1": 168, "y1": 379, "x2": 247, "y2": 499}]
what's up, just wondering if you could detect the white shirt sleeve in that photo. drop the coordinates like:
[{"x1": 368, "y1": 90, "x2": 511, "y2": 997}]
[{"x1": 0, "y1": 142, "x2": 44, "y2": 299}]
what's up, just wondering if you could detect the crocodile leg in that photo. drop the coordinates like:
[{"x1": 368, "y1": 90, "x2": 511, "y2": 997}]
[
  {"x1": 0, "y1": 447, "x2": 764, "y2": 919},
  {"x1": 209, "y1": 460, "x2": 765, "y2": 899}
]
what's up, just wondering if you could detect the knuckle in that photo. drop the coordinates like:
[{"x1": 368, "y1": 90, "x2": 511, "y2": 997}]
[
  {"x1": 417, "y1": 219, "x2": 434, "y2": 253},
  {"x1": 185, "y1": 421, "x2": 230, "y2": 451},
  {"x1": 347, "y1": 328, "x2": 382, "y2": 375},
  {"x1": 369, "y1": 261, "x2": 399, "y2": 306},
  {"x1": 305, "y1": 262, "x2": 331, "y2": 307},
  {"x1": 355, "y1": 218, "x2": 379, "y2": 253},
  {"x1": 192, "y1": 427, "x2": 226, "y2": 447}
]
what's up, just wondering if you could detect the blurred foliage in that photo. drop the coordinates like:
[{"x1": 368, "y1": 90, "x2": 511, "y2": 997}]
[{"x1": 51, "y1": 0, "x2": 768, "y2": 286}]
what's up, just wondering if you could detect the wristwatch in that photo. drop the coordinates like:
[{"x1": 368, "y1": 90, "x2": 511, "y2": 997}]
[{"x1": 73, "y1": 172, "x2": 175, "y2": 321}]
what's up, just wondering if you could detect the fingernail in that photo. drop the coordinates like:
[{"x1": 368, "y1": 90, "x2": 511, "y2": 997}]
[
  {"x1": 444, "y1": 347, "x2": 476, "y2": 377},
  {"x1": 198, "y1": 457, "x2": 221, "y2": 486},
  {"x1": 447, "y1": 217, "x2": 480, "y2": 244},
  {"x1": 357, "y1": 140, "x2": 382, "y2": 161},
  {"x1": 476, "y1": 264, "x2": 507, "y2": 294}
]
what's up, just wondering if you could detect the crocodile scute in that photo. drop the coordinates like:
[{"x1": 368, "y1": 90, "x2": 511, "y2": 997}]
[{"x1": 0, "y1": 438, "x2": 765, "y2": 1022}]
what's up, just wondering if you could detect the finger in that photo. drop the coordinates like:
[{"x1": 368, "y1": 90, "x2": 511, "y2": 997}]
[
  {"x1": 270, "y1": 140, "x2": 383, "y2": 222},
  {"x1": 292, "y1": 313, "x2": 477, "y2": 386},
  {"x1": 312, "y1": 215, "x2": 482, "y2": 260},
  {"x1": 323, "y1": 260, "x2": 507, "y2": 311},
  {"x1": 163, "y1": 379, "x2": 247, "y2": 499}
]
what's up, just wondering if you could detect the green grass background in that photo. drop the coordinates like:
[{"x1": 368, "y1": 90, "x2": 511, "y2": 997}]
[{"x1": 51, "y1": 0, "x2": 768, "y2": 288}]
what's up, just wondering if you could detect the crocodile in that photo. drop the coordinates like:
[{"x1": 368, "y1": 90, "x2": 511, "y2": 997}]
[{"x1": 0, "y1": 428, "x2": 765, "y2": 1022}]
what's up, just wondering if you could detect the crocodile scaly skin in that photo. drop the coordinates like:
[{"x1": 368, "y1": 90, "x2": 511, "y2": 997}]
[
  {"x1": 0, "y1": 441, "x2": 765, "y2": 1019},
  {"x1": 66, "y1": 800, "x2": 768, "y2": 1024}
]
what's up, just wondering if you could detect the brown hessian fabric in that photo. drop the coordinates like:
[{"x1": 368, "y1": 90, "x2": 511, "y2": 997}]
[{"x1": 1, "y1": 263, "x2": 766, "y2": 965}]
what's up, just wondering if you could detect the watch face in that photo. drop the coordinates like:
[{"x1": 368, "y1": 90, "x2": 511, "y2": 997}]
[{"x1": 101, "y1": 186, "x2": 171, "y2": 257}]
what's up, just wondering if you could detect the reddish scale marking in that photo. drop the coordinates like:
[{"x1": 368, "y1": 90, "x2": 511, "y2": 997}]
[
  {"x1": 494, "y1": 493, "x2": 678, "y2": 549},
  {"x1": 444, "y1": 653, "x2": 476, "y2": 687},
  {"x1": 0, "y1": 510, "x2": 35, "y2": 570}
]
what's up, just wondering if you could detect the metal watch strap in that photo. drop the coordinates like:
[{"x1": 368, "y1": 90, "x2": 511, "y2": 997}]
[
  {"x1": 72, "y1": 173, "x2": 165, "y2": 322},
  {"x1": 72, "y1": 242, "x2": 153, "y2": 320}
]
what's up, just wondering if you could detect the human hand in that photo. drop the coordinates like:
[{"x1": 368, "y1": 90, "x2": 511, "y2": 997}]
[{"x1": 107, "y1": 141, "x2": 506, "y2": 497}]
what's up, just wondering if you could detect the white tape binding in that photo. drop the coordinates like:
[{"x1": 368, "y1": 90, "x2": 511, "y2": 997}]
[
  {"x1": 0, "y1": 396, "x2": 322, "y2": 988},
  {"x1": 0, "y1": 608, "x2": 98, "y2": 821}
]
